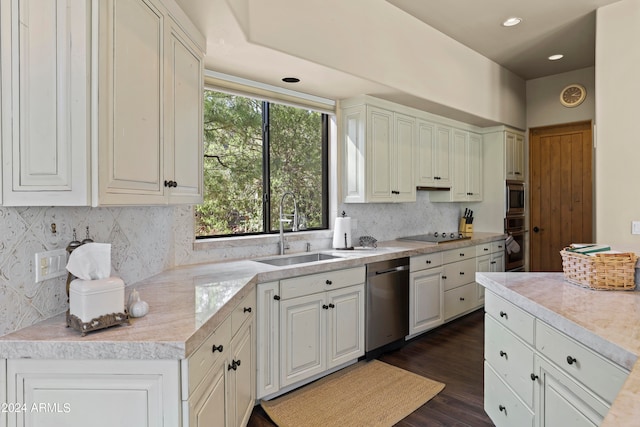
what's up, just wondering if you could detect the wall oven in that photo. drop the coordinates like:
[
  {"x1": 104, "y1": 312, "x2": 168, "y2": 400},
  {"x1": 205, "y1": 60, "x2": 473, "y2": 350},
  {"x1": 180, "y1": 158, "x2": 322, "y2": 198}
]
[
  {"x1": 506, "y1": 180, "x2": 525, "y2": 217},
  {"x1": 505, "y1": 216, "x2": 525, "y2": 271}
]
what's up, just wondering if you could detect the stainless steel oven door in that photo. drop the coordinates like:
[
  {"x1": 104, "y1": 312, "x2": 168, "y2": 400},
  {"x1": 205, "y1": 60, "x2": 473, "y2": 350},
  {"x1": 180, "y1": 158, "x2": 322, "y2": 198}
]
[
  {"x1": 505, "y1": 230, "x2": 525, "y2": 271},
  {"x1": 506, "y1": 180, "x2": 525, "y2": 217}
]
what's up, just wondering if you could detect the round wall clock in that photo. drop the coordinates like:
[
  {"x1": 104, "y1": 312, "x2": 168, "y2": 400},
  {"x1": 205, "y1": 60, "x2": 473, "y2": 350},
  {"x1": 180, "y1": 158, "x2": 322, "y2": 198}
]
[{"x1": 560, "y1": 84, "x2": 587, "y2": 108}]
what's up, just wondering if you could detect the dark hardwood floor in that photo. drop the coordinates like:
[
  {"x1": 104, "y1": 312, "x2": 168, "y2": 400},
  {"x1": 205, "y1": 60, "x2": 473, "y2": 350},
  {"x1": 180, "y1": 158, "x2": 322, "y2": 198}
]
[{"x1": 248, "y1": 309, "x2": 494, "y2": 427}]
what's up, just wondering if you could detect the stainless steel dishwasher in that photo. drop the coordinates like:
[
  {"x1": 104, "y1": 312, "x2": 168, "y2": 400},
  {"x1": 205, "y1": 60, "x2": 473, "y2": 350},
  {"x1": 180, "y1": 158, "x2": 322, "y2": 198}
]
[{"x1": 365, "y1": 257, "x2": 409, "y2": 358}]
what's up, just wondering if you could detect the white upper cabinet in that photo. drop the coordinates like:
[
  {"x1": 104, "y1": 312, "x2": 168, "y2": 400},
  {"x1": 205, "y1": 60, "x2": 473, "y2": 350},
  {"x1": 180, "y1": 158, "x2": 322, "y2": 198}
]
[
  {"x1": 505, "y1": 131, "x2": 525, "y2": 181},
  {"x1": 431, "y1": 130, "x2": 483, "y2": 202},
  {"x1": 1, "y1": 0, "x2": 90, "y2": 206},
  {"x1": 341, "y1": 96, "x2": 415, "y2": 203},
  {"x1": 415, "y1": 120, "x2": 452, "y2": 188},
  {"x1": 94, "y1": 0, "x2": 204, "y2": 206}
]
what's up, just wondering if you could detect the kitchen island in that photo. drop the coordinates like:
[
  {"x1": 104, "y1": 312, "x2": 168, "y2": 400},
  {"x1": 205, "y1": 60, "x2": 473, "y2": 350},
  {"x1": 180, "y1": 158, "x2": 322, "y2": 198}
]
[
  {"x1": 477, "y1": 272, "x2": 640, "y2": 427},
  {"x1": 0, "y1": 232, "x2": 503, "y2": 427}
]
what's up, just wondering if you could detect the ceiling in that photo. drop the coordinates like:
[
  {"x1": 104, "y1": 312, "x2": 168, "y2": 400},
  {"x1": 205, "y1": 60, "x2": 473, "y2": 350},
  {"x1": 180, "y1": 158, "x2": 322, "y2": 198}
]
[{"x1": 175, "y1": 0, "x2": 620, "y2": 125}]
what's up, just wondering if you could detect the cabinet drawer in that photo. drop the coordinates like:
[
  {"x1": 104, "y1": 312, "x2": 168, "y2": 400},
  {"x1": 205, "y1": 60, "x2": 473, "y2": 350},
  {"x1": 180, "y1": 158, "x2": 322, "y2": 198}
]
[
  {"x1": 491, "y1": 240, "x2": 505, "y2": 254},
  {"x1": 485, "y1": 291, "x2": 535, "y2": 345},
  {"x1": 444, "y1": 282, "x2": 476, "y2": 320},
  {"x1": 442, "y1": 246, "x2": 475, "y2": 264},
  {"x1": 485, "y1": 314, "x2": 535, "y2": 407},
  {"x1": 280, "y1": 267, "x2": 365, "y2": 300},
  {"x1": 485, "y1": 362, "x2": 534, "y2": 427},
  {"x1": 476, "y1": 243, "x2": 492, "y2": 257},
  {"x1": 231, "y1": 288, "x2": 256, "y2": 336},
  {"x1": 410, "y1": 252, "x2": 443, "y2": 272},
  {"x1": 442, "y1": 258, "x2": 476, "y2": 290},
  {"x1": 535, "y1": 321, "x2": 629, "y2": 404},
  {"x1": 187, "y1": 317, "x2": 232, "y2": 396}
]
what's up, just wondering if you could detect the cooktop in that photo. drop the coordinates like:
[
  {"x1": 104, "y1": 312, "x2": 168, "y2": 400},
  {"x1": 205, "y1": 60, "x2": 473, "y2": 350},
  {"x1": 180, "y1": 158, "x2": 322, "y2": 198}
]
[{"x1": 397, "y1": 232, "x2": 470, "y2": 243}]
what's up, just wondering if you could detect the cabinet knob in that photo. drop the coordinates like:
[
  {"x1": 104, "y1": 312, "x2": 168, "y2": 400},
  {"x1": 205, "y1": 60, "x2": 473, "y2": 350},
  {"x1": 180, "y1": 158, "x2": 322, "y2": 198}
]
[
  {"x1": 328, "y1": 303, "x2": 335, "y2": 308},
  {"x1": 490, "y1": 261, "x2": 496, "y2": 265},
  {"x1": 459, "y1": 253, "x2": 465, "y2": 257},
  {"x1": 228, "y1": 360, "x2": 238, "y2": 371},
  {"x1": 273, "y1": 295, "x2": 281, "y2": 301},
  {"x1": 566, "y1": 356, "x2": 577, "y2": 365},
  {"x1": 499, "y1": 350, "x2": 507, "y2": 358},
  {"x1": 499, "y1": 405, "x2": 506, "y2": 413},
  {"x1": 325, "y1": 280, "x2": 333, "y2": 285},
  {"x1": 442, "y1": 275, "x2": 447, "y2": 279},
  {"x1": 459, "y1": 271, "x2": 465, "y2": 275},
  {"x1": 243, "y1": 307, "x2": 252, "y2": 313},
  {"x1": 426, "y1": 260, "x2": 431, "y2": 264},
  {"x1": 322, "y1": 304, "x2": 329, "y2": 310},
  {"x1": 163, "y1": 180, "x2": 178, "y2": 188},
  {"x1": 459, "y1": 297, "x2": 465, "y2": 301},
  {"x1": 212, "y1": 344, "x2": 223, "y2": 353},
  {"x1": 530, "y1": 373, "x2": 539, "y2": 381},
  {"x1": 484, "y1": 248, "x2": 489, "y2": 251},
  {"x1": 499, "y1": 311, "x2": 507, "y2": 318}
]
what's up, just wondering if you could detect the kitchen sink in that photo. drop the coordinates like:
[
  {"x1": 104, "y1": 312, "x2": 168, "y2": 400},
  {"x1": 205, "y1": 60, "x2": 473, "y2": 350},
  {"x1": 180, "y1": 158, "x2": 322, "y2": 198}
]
[{"x1": 254, "y1": 253, "x2": 341, "y2": 267}]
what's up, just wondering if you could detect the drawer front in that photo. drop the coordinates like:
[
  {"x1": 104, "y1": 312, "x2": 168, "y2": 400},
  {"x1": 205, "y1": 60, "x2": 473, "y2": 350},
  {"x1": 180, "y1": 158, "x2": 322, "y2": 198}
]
[
  {"x1": 476, "y1": 243, "x2": 492, "y2": 257},
  {"x1": 280, "y1": 266, "x2": 365, "y2": 300},
  {"x1": 410, "y1": 252, "x2": 443, "y2": 272},
  {"x1": 442, "y1": 246, "x2": 475, "y2": 264},
  {"x1": 187, "y1": 317, "x2": 232, "y2": 396},
  {"x1": 485, "y1": 314, "x2": 535, "y2": 407},
  {"x1": 485, "y1": 362, "x2": 534, "y2": 427},
  {"x1": 442, "y1": 258, "x2": 476, "y2": 290},
  {"x1": 485, "y1": 291, "x2": 535, "y2": 345},
  {"x1": 535, "y1": 321, "x2": 629, "y2": 404},
  {"x1": 231, "y1": 288, "x2": 256, "y2": 336},
  {"x1": 444, "y1": 282, "x2": 476, "y2": 320},
  {"x1": 491, "y1": 240, "x2": 505, "y2": 254}
]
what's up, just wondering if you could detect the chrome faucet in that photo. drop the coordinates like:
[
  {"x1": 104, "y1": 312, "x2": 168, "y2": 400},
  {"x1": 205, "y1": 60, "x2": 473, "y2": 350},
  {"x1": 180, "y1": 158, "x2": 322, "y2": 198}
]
[{"x1": 279, "y1": 192, "x2": 298, "y2": 255}]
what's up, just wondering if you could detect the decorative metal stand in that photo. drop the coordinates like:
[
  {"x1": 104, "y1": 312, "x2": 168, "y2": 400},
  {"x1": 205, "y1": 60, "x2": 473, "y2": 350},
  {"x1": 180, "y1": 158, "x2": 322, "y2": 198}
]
[{"x1": 66, "y1": 310, "x2": 130, "y2": 337}]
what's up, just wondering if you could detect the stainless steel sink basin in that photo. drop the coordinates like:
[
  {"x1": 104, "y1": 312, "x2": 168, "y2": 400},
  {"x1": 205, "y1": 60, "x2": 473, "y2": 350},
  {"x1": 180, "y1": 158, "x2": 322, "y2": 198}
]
[{"x1": 254, "y1": 253, "x2": 341, "y2": 267}]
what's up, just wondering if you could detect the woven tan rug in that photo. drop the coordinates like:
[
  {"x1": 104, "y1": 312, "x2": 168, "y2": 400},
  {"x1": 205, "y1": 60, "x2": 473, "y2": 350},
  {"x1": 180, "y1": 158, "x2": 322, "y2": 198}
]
[{"x1": 261, "y1": 360, "x2": 445, "y2": 427}]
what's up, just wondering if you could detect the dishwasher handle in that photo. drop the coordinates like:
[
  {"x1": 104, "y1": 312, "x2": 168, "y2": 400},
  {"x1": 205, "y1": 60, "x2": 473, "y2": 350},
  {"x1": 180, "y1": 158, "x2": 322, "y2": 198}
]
[{"x1": 374, "y1": 265, "x2": 409, "y2": 275}]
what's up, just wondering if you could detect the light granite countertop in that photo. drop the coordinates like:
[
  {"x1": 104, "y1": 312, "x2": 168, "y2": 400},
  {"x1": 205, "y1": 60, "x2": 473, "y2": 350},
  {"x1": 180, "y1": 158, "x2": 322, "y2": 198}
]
[
  {"x1": 476, "y1": 272, "x2": 640, "y2": 427},
  {"x1": 0, "y1": 232, "x2": 505, "y2": 361}
]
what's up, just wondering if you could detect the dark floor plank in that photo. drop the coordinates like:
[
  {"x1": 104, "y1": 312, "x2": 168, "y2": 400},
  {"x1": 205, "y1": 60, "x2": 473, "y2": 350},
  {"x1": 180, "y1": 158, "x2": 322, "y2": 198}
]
[{"x1": 248, "y1": 309, "x2": 494, "y2": 427}]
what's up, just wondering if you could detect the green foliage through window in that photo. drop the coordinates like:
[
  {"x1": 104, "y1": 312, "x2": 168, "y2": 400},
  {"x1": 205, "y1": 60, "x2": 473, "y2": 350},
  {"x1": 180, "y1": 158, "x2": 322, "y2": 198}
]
[{"x1": 195, "y1": 89, "x2": 328, "y2": 238}]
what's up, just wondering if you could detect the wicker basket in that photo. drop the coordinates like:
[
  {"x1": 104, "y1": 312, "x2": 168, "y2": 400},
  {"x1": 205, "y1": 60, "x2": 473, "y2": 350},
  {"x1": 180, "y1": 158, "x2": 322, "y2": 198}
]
[{"x1": 560, "y1": 249, "x2": 638, "y2": 291}]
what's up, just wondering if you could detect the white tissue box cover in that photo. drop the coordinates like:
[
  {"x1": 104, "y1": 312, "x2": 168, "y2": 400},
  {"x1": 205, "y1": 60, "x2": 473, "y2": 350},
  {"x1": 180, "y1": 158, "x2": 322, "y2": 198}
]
[{"x1": 69, "y1": 277, "x2": 125, "y2": 323}]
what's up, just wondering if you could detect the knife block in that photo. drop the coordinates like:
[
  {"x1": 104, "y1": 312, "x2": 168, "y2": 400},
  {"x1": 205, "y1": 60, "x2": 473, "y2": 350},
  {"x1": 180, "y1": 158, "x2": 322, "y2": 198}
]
[{"x1": 459, "y1": 218, "x2": 473, "y2": 234}]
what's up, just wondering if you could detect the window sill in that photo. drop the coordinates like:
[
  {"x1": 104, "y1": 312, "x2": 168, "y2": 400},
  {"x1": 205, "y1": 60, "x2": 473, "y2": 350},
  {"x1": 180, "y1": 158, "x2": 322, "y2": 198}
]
[{"x1": 193, "y1": 229, "x2": 333, "y2": 252}]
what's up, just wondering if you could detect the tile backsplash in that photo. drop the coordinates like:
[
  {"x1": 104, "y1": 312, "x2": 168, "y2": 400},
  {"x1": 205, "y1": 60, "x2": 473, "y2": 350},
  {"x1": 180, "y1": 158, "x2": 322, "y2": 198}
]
[{"x1": 0, "y1": 192, "x2": 458, "y2": 336}]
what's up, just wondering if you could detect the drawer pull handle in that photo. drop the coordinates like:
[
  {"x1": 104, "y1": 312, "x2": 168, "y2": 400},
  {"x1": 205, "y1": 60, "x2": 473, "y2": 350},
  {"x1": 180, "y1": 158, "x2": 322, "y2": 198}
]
[
  {"x1": 243, "y1": 307, "x2": 252, "y2": 313},
  {"x1": 484, "y1": 248, "x2": 489, "y2": 251},
  {"x1": 426, "y1": 260, "x2": 431, "y2": 264},
  {"x1": 499, "y1": 311, "x2": 507, "y2": 318},
  {"x1": 273, "y1": 295, "x2": 281, "y2": 301},
  {"x1": 442, "y1": 275, "x2": 447, "y2": 279},
  {"x1": 499, "y1": 405, "x2": 506, "y2": 413},
  {"x1": 530, "y1": 373, "x2": 539, "y2": 381},
  {"x1": 499, "y1": 350, "x2": 507, "y2": 358},
  {"x1": 459, "y1": 271, "x2": 465, "y2": 275},
  {"x1": 326, "y1": 280, "x2": 333, "y2": 285},
  {"x1": 566, "y1": 356, "x2": 577, "y2": 365},
  {"x1": 459, "y1": 253, "x2": 465, "y2": 257},
  {"x1": 459, "y1": 297, "x2": 465, "y2": 301},
  {"x1": 212, "y1": 344, "x2": 223, "y2": 353}
]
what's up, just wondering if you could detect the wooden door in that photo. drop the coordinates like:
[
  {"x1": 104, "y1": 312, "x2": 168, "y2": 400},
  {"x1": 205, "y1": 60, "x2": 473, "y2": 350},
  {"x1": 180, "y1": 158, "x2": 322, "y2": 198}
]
[{"x1": 529, "y1": 122, "x2": 593, "y2": 271}]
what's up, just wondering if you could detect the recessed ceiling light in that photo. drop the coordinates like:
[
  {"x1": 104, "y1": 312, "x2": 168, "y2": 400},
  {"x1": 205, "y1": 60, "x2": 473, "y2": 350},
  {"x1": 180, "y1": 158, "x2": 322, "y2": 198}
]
[
  {"x1": 548, "y1": 54, "x2": 564, "y2": 61},
  {"x1": 282, "y1": 77, "x2": 300, "y2": 83},
  {"x1": 502, "y1": 17, "x2": 522, "y2": 27}
]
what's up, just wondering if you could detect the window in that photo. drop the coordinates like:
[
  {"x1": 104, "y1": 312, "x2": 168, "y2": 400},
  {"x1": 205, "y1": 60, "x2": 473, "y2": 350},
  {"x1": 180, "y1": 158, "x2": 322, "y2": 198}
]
[{"x1": 195, "y1": 89, "x2": 329, "y2": 238}]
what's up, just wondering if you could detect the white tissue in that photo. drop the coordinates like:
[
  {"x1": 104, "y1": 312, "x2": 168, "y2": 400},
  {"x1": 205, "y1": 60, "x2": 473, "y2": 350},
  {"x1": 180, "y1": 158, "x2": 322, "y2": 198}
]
[
  {"x1": 66, "y1": 242, "x2": 112, "y2": 280},
  {"x1": 333, "y1": 217, "x2": 352, "y2": 249}
]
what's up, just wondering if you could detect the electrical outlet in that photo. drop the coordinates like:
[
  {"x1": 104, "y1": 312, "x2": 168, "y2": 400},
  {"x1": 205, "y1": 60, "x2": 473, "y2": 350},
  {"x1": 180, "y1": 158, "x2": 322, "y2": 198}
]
[
  {"x1": 35, "y1": 249, "x2": 67, "y2": 283},
  {"x1": 633, "y1": 221, "x2": 640, "y2": 235}
]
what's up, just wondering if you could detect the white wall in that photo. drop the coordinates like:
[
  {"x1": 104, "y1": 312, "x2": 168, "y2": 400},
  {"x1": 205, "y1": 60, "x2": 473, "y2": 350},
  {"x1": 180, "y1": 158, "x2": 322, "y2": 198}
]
[
  {"x1": 595, "y1": 0, "x2": 640, "y2": 252},
  {"x1": 230, "y1": 0, "x2": 526, "y2": 129}
]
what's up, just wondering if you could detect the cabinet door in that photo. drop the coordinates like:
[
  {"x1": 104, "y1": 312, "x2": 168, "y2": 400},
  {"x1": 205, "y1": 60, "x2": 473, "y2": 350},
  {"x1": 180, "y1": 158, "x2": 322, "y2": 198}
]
[
  {"x1": 280, "y1": 293, "x2": 325, "y2": 387},
  {"x1": 97, "y1": 0, "x2": 166, "y2": 204},
  {"x1": 534, "y1": 356, "x2": 608, "y2": 427},
  {"x1": 491, "y1": 251, "x2": 505, "y2": 272},
  {"x1": 409, "y1": 268, "x2": 444, "y2": 336},
  {"x1": 188, "y1": 359, "x2": 228, "y2": 427},
  {"x1": 327, "y1": 285, "x2": 365, "y2": 368},
  {"x1": 435, "y1": 126, "x2": 453, "y2": 186},
  {"x1": 467, "y1": 133, "x2": 483, "y2": 201},
  {"x1": 228, "y1": 319, "x2": 255, "y2": 427},
  {"x1": 256, "y1": 282, "x2": 279, "y2": 399},
  {"x1": 450, "y1": 130, "x2": 468, "y2": 201},
  {"x1": 393, "y1": 113, "x2": 415, "y2": 202},
  {"x1": 513, "y1": 133, "x2": 525, "y2": 180},
  {"x1": 1, "y1": 0, "x2": 89, "y2": 206},
  {"x1": 366, "y1": 106, "x2": 394, "y2": 202},
  {"x1": 342, "y1": 105, "x2": 366, "y2": 203},
  {"x1": 476, "y1": 254, "x2": 491, "y2": 306},
  {"x1": 165, "y1": 21, "x2": 203, "y2": 204},
  {"x1": 416, "y1": 120, "x2": 435, "y2": 186},
  {"x1": 7, "y1": 359, "x2": 180, "y2": 427}
]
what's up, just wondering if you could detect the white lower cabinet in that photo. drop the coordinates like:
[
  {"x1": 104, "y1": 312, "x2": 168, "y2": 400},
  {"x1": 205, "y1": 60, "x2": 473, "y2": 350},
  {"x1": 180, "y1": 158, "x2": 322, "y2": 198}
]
[
  {"x1": 475, "y1": 241, "x2": 505, "y2": 305},
  {"x1": 408, "y1": 253, "x2": 444, "y2": 337},
  {"x1": 442, "y1": 246, "x2": 478, "y2": 320},
  {"x1": 484, "y1": 290, "x2": 629, "y2": 427},
  {"x1": 257, "y1": 267, "x2": 365, "y2": 399},
  {"x1": 5, "y1": 359, "x2": 180, "y2": 427}
]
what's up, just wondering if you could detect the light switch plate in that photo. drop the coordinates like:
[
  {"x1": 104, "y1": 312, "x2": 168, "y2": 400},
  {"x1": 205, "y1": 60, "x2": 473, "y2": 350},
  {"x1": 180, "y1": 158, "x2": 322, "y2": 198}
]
[
  {"x1": 35, "y1": 249, "x2": 67, "y2": 283},
  {"x1": 632, "y1": 221, "x2": 640, "y2": 235}
]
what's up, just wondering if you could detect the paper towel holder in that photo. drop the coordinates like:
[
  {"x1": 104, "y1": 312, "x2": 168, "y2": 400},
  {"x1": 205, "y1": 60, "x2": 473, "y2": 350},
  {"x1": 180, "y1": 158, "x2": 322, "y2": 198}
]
[{"x1": 334, "y1": 211, "x2": 354, "y2": 250}]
